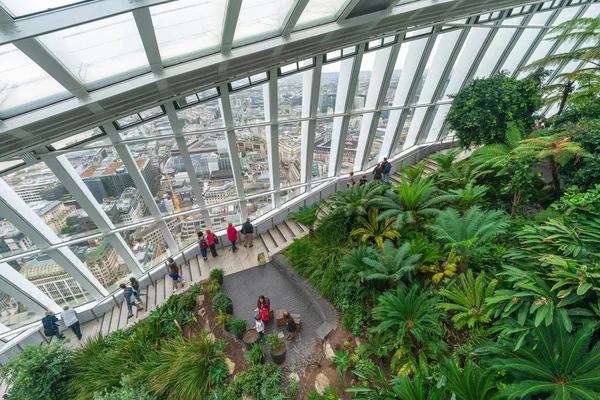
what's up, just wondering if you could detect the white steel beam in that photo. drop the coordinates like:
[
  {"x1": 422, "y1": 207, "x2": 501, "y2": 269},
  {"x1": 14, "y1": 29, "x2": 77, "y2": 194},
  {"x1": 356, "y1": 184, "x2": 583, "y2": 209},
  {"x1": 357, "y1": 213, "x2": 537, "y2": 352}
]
[
  {"x1": 0, "y1": 0, "x2": 177, "y2": 45},
  {"x1": 133, "y1": 7, "x2": 164, "y2": 75},
  {"x1": 218, "y1": 84, "x2": 246, "y2": 201},
  {"x1": 221, "y1": 0, "x2": 244, "y2": 53},
  {"x1": 282, "y1": 0, "x2": 310, "y2": 37},
  {"x1": 0, "y1": 264, "x2": 62, "y2": 315},
  {"x1": 301, "y1": 57, "x2": 323, "y2": 186},
  {"x1": 338, "y1": 0, "x2": 362, "y2": 21},
  {"x1": 264, "y1": 68, "x2": 281, "y2": 207}
]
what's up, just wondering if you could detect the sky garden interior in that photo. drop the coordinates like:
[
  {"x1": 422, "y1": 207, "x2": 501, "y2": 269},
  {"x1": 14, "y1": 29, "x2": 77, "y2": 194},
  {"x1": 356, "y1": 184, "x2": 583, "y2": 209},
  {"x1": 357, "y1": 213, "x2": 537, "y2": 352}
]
[{"x1": 0, "y1": 0, "x2": 599, "y2": 398}]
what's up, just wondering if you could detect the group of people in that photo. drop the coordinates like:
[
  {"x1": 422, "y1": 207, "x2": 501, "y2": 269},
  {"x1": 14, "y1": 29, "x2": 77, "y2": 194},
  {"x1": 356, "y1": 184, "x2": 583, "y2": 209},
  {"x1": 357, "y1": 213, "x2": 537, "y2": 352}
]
[
  {"x1": 253, "y1": 295, "x2": 296, "y2": 342},
  {"x1": 347, "y1": 157, "x2": 393, "y2": 188},
  {"x1": 197, "y1": 218, "x2": 255, "y2": 260},
  {"x1": 41, "y1": 306, "x2": 82, "y2": 341}
]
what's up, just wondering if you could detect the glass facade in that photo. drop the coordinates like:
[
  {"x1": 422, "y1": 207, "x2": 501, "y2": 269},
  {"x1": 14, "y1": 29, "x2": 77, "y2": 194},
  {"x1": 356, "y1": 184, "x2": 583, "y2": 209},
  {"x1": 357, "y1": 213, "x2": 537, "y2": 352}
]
[{"x1": 0, "y1": 0, "x2": 596, "y2": 335}]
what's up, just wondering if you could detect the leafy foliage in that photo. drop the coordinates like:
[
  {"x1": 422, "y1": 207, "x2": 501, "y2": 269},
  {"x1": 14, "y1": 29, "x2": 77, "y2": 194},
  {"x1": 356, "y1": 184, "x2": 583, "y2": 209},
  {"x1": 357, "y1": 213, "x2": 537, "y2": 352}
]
[
  {"x1": 211, "y1": 293, "x2": 233, "y2": 314},
  {"x1": 287, "y1": 203, "x2": 319, "y2": 233},
  {"x1": 247, "y1": 343, "x2": 264, "y2": 365},
  {"x1": 350, "y1": 210, "x2": 401, "y2": 248}
]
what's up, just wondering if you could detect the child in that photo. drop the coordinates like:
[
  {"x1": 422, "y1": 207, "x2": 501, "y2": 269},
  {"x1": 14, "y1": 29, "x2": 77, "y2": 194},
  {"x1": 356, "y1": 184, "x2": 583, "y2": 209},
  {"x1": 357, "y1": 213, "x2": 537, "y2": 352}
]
[
  {"x1": 283, "y1": 311, "x2": 296, "y2": 340},
  {"x1": 359, "y1": 174, "x2": 368, "y2": 185},
  {"x1": 255, "y1": 314, "x2": 265, "y2": 342}
]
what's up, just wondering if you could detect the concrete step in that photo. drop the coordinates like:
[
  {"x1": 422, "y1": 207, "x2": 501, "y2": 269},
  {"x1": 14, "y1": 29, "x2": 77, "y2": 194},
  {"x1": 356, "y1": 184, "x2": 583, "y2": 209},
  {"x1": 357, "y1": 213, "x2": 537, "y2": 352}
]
[
  {"x1": 268, "y1": 227, "x2": 286, "y2": 247},
  {"x1": 285, "y1": 219, "x2": 304, "y2": 237},
  {"x1": 260, "y1": 232, "x2": 278, "y2": 254},
  {"x1": 277, "y1": 221, "x2": 295, "y2": 241}
]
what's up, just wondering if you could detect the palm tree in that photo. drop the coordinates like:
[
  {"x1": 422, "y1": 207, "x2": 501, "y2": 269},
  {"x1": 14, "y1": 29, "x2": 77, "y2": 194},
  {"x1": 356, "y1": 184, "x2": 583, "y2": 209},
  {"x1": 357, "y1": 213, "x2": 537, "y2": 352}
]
[
  {"x1": 350, "y1": 210, "x2": 401, "y2": 248},
  {"x1": 369, "y1": 179, "x2": 451, "y2": 230},
  {"x1": 362, "y1": 241, "x2": 420, "y2": 287},
  {"x1": 428, "y1": 148, "x2": 463, "y2": 172},
  {"x1": 446, "y1": 183, "x2": 489, "y2": 211},
  {"x1": 437, "y1": 161, "x2": 491, "y2": 190},
  {"x1": 398, "y1": 161, "x2": 429, "y2": 184},
  {"x1": 442, "y1": 359, "x2": 498, "y2": 400},
  {"x1": 469, "y1": 122, "x2": 522, "y2": 170},
  {"x1": 512, "y1": 133, "x2": 588, "y2": 198},
  {"x1": 491, "y1": 319, "x2": 600, "y2": 399},
  {"x1": 438, "y1": 270, "x2": 498, "y2": 329},
  {"x1": 370, "y1": 285, "x2": 445, "y2": 366},
  {"x1": 340, "y1": 244, "x2": 379, "y2": 300},
  {"x1": 328, "y1": 182, "x2": 385, "y2": 219},
  {"x1": 287, "y1": 203, "x2": 319, "y2": 234},
  {"x1": 425, "y1": 207, "x2": 509, "y2": 270}
]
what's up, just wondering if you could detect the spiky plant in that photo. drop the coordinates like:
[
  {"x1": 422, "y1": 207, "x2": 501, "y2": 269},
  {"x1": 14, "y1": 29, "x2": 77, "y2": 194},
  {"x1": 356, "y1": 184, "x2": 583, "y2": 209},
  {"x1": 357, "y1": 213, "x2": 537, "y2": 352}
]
[
  {"x1": 469, "y1": 122, "x2": 522, "y2": 170},
  {"x1": 287, "y1": 203, "x2": 319, "y2": 233},
  {"x1": 362, "y1": 241, "x2": 420, "y2": 287},
  {"x1": 327, "y1": 181, "x2": 384, "y2": 219},
  {"x1": 350, "y1": 210, "x2": 401, "y2": 248},
  {"x1": 428, "y1": 148, "x2": 463, "y2": 172},
  {"x1": 438, "y1": 270, "x2": 498, "y2": 329},
  {"x1": 340, "y1": 244, "x2": 380, "y2": 300},
  {"x1": 441, "y1": 359, "x2": 497, "y2": 400},
  {"x1": 446, "y1": 183, "x2": 489, "y2": 211}
]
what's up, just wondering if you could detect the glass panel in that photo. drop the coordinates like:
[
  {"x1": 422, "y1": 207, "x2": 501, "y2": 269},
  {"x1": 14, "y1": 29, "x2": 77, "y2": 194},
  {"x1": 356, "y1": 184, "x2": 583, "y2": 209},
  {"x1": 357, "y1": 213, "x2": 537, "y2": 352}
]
[
  {"x1": 279, "y1": 122, "x2": 302, "y2": 187},
  {"x1": 385, "y1": 38, "x2": 428, "y2": 107},
  {"x1": 393, "y1": 108, "x2": 415, "y2": 155},
  {"x1": 278, "y1": 73, "x2": 303, "y2": 120},
  {"x1": 295, "y1": 0, "x2": 349, "y2": 30},
  {"x1": 353, "y1": 50, "x2": 378, "y2": 111},
  {"x1": 118, "y1": 116, "x2": 172, "y2": 140},
  {"x1": 116, "y1": 114, "x2": 142, "y2": 128},
  {"x1": 51, "y1": 128, "x2": 104, "y2": 150},
  {"x1": 209, "y1": 203, "x2": 242, "y2": 231},
  {"x1": 318, "y1": 60, "x2": 342, "y2": 116},
  {"x1": 0, "y1": 44, "x2": 71, "y2": 119},
  {"x1": 473, "y1": 27, "x2": 518, "y2": 79},
  {"x1": 230, "y1": 84, "x2": 266, "y2": 126},
  {"x1": 63, "y1": 146, "x2": 152, "y2": 227},
  {"x1": 299, "y1": 58, "x2": 314, "y2": 68},
  {"x1": 150, "y1": 0, "x2": 225, "y2": 65},
  {"x1": 383, "y1": 36, "x2": 396, "y2": 45},
  {"x1": 342, "y1": 46, "x2": 357, "y2": 57},
  {"x1": 326, "y1": 49, "x2": 342, "y2": 61},
  {"x1": 172, "y1": 212, "x2": 206, "y2": 249},
  {"x1": 69, "y1": 238, "x2": 132, "y2": 293},
  {"x1": 127, "y1": 138, "x2": 199, "y2": 216},
  {"x1": 0, "y1": 289, "x2": 42, "y2": 331},
  {"x1": 500, "y1": 28, "x2": 542, "y2": 75},
  {"x1": 178, "y1": 98, "x2": 224, "y2": 132},
  {"x1": 231, "y1": 78, "x2": 250, "y2": 90},
  {"x1": 139, "y1": 107, "x2": 164, "y2": 120},
  {"x1": 39, "y1": 13, "x2": 150, "y2": 89},
  {"x1": 406, "y1": 27, "x2": 432, "y2": 38},
  {"x1": 281, "y1": 187, "x2": 302, "y2": 204},
  {"x1": 250, "y1": 72, "x2": 268, "y2": 83},
  {"x1": 424, "y1": 104, "x2": 451, "y2": 143},
  {"x1": 385, "y1": 41, "x2": 409, "y2": 105},
  {"x1": 0, "y1": 222, "x2": 36, "y2": 259},
  {"x1": 233, "y1": 0, "x2": 296, "y2": 45},
  {"x1": 247, "y1": 194, "x2": 273, "y2": 218},
  {"x1": 368, "y1": 39, "x2": 382, "y2": 50},
  {"x1": 550, "y1": 6, "x2": 582, "y2": 26},
  {"x1": 15, "y1": 255, "x2": 93, "y2": 307},
  {"x1": 0, "y1": 159, "x2": 25, "y2": 173},
  {"x1": 281, "y1": 63, "x2": 298, "y2": 75},
  {"x1": 236, "y1": 126, "x2": 270, "y2": 196},
  {"x1": 341, "y1": 115, "x2": 362, "y2": 174},
  {"x1": 366, "y1": 115, "x2": 387, "y2": 169},
  {"x1": 0, "y1": 0, "x2": 86, "y2": 17},
  {"x1": 313, "y1": 118, "x2": 333, "y2": 180},
  {"x1": 121, "y1": 223, "x2": 171, "y2": 271}
]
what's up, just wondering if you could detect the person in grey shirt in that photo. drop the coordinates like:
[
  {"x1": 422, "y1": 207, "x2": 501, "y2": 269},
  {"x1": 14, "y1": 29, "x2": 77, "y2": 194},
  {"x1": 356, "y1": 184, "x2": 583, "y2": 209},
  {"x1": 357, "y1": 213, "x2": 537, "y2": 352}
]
[{"x1": 61, "y1": 306, "x2": 82, "y2": 340}]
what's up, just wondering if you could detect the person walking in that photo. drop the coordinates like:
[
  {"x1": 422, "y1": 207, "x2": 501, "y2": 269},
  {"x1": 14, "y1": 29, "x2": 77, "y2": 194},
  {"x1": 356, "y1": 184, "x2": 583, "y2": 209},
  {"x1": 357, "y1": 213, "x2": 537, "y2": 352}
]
[
  {"x1": 198, "y1": 232, "x2": 209, "y2": 261},
  {"x1": 227, "y1": 222, "x2": 238, "y2": 253},
  {"x1": 121, "y1": 284, "x2": 143, "y2": 318},
  {"x1": 241, "y1": 218, "x2": 254, "y2": 248},
  {"x1": 373, "y1": 164, "x2": 382, "y2": 183},
  {"x1": 166, "y1": 257, "x2": 185, "y2": 293},
  {"x1": 42, "y1": 311, "x2": 64, "y2": 340},
  {"x1": 380, "y1": 157, "x2": 392, "y2": 184},
  {"x1": 206, "y1": 230, "x2": 218, "y2": 257},
  {"x1": 61, "y1": 306, "x2": 82, "y2": 340},
  {"x1": 347, "y1": 171, "x2": 356, "y2": 188},
  {"x1": 129, "y1": 277, "x2": 143, "y2": 303}
]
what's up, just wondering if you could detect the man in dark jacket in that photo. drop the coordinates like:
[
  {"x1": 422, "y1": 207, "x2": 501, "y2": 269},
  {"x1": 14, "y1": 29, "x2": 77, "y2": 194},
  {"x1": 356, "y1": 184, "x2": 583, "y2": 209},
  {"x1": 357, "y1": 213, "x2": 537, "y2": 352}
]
[
  {"x1": 42, "y1": 311, "x2": 64, "y2": 340},
  {"x1": 380, "y1": 157, "x2": 392, "y2": 184},
  {"x1": 241, "y1": 218, "x2": 254, "y2": 248}
]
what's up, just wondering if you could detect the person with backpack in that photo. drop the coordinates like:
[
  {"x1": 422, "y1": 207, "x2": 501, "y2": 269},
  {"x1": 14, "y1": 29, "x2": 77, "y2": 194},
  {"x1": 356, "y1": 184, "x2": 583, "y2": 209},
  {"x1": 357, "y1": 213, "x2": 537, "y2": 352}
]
[
  {"x1": 380, "y1": 157, "x2": 392, "y2": 183},
  {"x1": 41, "y1": 311, "x2": 64, "y2": 340},
  {"x1": 241, "y1": 218, "x2": 254, "y2": 248},
  {"x1": 198, "y1": 231, "x2": 209, "y2": 261},
  {"x1": 129, "y1": 277, "x2": 143, "y2": 303},
  {"x1": 206, "y1": 229, "x2": 218, "y2": 257},
  {"x1": 373, "y1": 164, "x2": 383, "y2": 183},
  {"x1": 120, "y1": 283, "x2": 143, "y2": 318}
]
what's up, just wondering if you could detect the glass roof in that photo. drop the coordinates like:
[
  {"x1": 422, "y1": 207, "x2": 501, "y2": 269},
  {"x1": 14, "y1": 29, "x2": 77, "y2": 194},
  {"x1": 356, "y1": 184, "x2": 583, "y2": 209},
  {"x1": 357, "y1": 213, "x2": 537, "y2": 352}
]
[
  {"x1": 0, "y1": 0, "x2": 89, "y2": 18},
  {"x1": 294, "y1": 0, "x2": 350, "y2": 30},
  {"x1": 233, "y1": 0, "x2": 297, "y2": 45}
]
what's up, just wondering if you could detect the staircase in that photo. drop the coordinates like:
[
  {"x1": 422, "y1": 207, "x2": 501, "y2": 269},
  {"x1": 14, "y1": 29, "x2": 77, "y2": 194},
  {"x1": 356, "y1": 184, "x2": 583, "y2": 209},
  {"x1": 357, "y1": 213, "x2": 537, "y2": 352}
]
[{"x1": 258, "y1": 219, "x2": 308, "y2": 257}]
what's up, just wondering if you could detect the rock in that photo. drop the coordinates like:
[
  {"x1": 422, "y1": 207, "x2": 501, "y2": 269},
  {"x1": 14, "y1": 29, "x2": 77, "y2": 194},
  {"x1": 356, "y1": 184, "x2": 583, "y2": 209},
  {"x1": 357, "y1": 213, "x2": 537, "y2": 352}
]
[
  {"x1": 355, "y1": 337, "x2": 362, "y2": 348},
  {"x1": 207, "y1": 333, "x2": 216, "y2": 343},
  {"x1": 242, "y1": 395, "x2": 254, "y2": 400},
  {"x1": 288, "y1": 372, "x2": 300, "y2": 382},
  {"x1": 314, "y1": 373, "x2": 330, "y2": 396},
  {"x1": 199, "y1": 308, "x2": 206, "y2": 317},
  {"x1": 324, "y1": 343, "x2": 335, "y2": 360},
  {"x1": 196, "y1": 295, "x2": 205, "y2": 307},
  {"x1": 225, "y1": 358, "x2": 235, "y2": 376}
]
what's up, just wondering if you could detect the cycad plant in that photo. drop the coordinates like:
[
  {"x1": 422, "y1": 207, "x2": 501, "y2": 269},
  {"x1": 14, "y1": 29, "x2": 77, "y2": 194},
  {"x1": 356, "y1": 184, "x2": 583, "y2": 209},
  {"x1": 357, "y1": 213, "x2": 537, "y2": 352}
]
[
  {"x1": 446, "y1": 183, "x2": 489, "y2": 211},
  {"x1": 287, "y1": 203, "x2": 319, "y2": 233},
  {"x1": 425, "y1": 207, "x2": 509, "y2": 270},
  {"x1": 327, "y1": 181, "x2": 384, "y2": 219},
  {"x1": 340, "y1": 244, "x2": 380, "y2": 300},
  {"x1": 428, "y1": 148, "x2": 463, "y2": 172},
  {"x1": 350, "y1": 210, "x2": 401, "y2": 248},
  {"x1": 438, "y1": 270, "x2": 498, "y2": 329},
  {"x1": 441, "y1": 359, "x2": 497, "y2": 400},
  {"x1": 491, "y1": 319, "x2": 600, "y2": 399},
  {"x1": 362, "y1": 241, "x2": 420, "y2": 288}
]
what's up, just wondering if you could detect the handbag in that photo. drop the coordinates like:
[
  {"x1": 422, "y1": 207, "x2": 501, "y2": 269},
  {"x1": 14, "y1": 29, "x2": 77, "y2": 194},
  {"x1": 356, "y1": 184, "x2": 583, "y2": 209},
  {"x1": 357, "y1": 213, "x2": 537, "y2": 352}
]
[
  {"x1": 44, "y1": 327, "x2": 56, "y2": 337},
  {"x1": 214, "y1": 235, "x2": 220, "y2": 245}
]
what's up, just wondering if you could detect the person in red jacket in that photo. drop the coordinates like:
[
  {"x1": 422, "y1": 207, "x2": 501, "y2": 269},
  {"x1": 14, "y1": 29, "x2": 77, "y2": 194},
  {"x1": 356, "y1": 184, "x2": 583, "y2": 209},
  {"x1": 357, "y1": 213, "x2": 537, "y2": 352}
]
[
  {"x1": 227, "y1": 222, "x2": 238, "y2": 253},
  {"x1": 206, "y1": 229, "x2": 218, "y2": 257}
]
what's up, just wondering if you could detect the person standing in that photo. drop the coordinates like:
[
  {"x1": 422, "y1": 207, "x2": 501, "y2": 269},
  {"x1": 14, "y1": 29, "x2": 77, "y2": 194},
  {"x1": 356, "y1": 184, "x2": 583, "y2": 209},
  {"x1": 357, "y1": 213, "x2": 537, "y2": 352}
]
[
  {"x1": 227, "y1": 222, "x2": 238, "y2": 253},
  {"x1": 42, "y1": 311, "x2": 64, "y2": 340},
  {"x1": 380, "y1": 157, "x2": 392, "y2": 184},
  {"x1": 359, "y1": 174, "x2": 368, "y2": 186},
  {"x1": 373, "y1": 164, "x2": 382, "y2": 183},
  {"x1": 206, "y1": 230, "x2": 218, "y2": 257},
  {"x1": 198, "y1": 232, "x2": 209, "y2": 261},
  {"x1": 129, "y1": 277, "x2": 143, "y2": 303},
  {"x1": 241, "y1": 218, "x2": 254, "y2": 248},
  {"x1": 347, "y1": 171, "x2": 356, "y2": 188},
  {"x1": 254, "y1": 314, "x2": 265, "y2": 342},
  {"x1": 166, "y1": 257, "x2": 185, "y2": 293},
  {"x1": 283, "y1": 311, "x2": 296, "y2": 340},
  {"x1": 61, "y1": 306, "x2": 82, "y2": 340},
  {"x1": 121, "y1": 284, "x2": 143, "y2": 317}
]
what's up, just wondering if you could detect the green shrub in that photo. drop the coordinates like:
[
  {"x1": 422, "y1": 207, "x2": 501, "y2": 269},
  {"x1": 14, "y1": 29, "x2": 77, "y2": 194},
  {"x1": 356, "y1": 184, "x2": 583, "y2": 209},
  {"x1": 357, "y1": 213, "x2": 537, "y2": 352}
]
[
  {"x1": 93, "y1": 377, "x2": 156, "y2": 400},
  {"x1": 206, "y1": 279, "x2": 222, "y2": 296},
  {"x1": 215, "y1": 310, "x2": 232, "y2": 328},
  {"x1": 287, "y1": 377, "x2": 299, "y2": 398},
  {"x1": 246, "y1": 343, "x2": 264, "y2": 365},
  {"x1": 210, "y1": 268, "x2": 225, "y2": 282},
  {"x1": 1, "y1": 342, "x2": 73, "y2": 400},
  {"x1": 267, "y1": 333, "x2": 285, "y2": 353},
  {"x1": 229, "y1": 319, "x2": 247, "y2": 337},
  {"x1": 221, "y1": 363, "x2": 285, "y2": 400},
  {"x1": 212, "y1": 293, "x2": 233, "y2": 314}
]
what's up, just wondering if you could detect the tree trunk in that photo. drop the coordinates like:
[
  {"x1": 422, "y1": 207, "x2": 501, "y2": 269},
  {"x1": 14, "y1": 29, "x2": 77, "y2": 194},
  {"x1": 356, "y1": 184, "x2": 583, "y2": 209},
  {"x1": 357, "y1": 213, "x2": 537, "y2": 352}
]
[
  {"x1": 549, "y1": 156, "x2": 561, "y2": 198},
  {"x1": 557, "y1": 81, "x2": 573, "y2": 116}
]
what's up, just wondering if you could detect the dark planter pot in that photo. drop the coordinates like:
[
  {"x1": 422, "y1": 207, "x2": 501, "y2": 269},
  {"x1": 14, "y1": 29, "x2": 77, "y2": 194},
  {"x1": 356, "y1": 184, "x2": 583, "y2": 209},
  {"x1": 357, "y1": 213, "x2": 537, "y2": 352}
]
[
  {"x1": 243, "y1": 329, "x2": 259, "y2": 350},
  {"x1": 270, "y1": 346, "x2": 287, "y2": 365},
  {"x1": 216, "y1": 276, "x2": 224, "y2": 285},
  {"x1": 235, "y1": 330, "x2": 245, "y2": 340},
  {"x1": 226, "y1": 304, "x2": 233, "y2": 315}
]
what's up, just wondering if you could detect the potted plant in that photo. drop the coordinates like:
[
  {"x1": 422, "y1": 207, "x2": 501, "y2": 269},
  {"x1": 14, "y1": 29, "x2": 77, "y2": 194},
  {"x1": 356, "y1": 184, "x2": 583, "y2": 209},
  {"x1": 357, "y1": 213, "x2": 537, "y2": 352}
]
[
  {"x1": 246, "y1": 343, "x2": 264, "y2": 365},
  {"x1": 212, "y1": 293, "x2": 233, "y2": 315},
  {"x1": 210, "y1": 268, "x2": 225, "y2": 286},
  {"x1": 242, "y1": 329, "x2": 259, "y2": 350},
  {"x1": 267, "y1": 332, "x2": 286, "y2": 365},
  {"x1": 229, "y1": 319, "x2": 247, "y2": 340},
  {"x1": 215, "y1": 310, "x2": 232, "y2": 331}
]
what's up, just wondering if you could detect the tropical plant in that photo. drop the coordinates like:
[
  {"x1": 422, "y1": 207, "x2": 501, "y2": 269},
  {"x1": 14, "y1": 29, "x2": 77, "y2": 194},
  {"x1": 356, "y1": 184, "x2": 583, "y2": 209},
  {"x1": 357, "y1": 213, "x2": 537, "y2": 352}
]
[
  {"x1": 446, "y1": 183, "x2": 489, "y2": 211},
  {"x1": 327, "y1": 181, "x2": 384, "y2": 219},
  {"x1": 350, "y1": 210, "x2": 401, "y2": 248},
  {"x1": 247, "y1": 343, "x2": 264, "y2": 365},
  {"x1": 332, "y1": 349, "x2": 352, "y2": 382},
  {"x1": 558, "y1": 119, "x2": 600, "y2": 189},
  {"x1": 469, "y1": 122, "x2": 523, "y2": 170},
  {"x1": 512, "y1": 133, "x2": 589, "y2": 198},
  {"x1": 441, "y1": 359, "x2": 497, "y2": 400},
  {"x1": 0, "y1": 342, "x2": 73, "y2": 400},
  {"x1": 437, "y1": 161, "x2": 491, "y2": 190},
  {"x1": 340, "y1": 244, "x2": 380, "y2": 300},
  {"x1": 215, "y1": 310, "x2": 232, "y2": 329},
  {"x1": 438, "y1": 270, "x2": 498, "y2": 329},
  {"x1": 287, "y1": 203, "x2": 319, "y2": 233},
  {"x1": 93, "y1": 376, "x2": 156, "y2": 400},
  {"x1": 490, "y1": 318, "x2": 600, "y2": 399},
  {"x1": 428, "y1": 148, "x2": 463, "y2": 171},
  {"x1": 361, "y1": 241, "x2": 420, "y2": 287},
  {"x1": 209, "y1": 268, "x2": 225, "y2": 283},
  {"x1": 398, "y1": 161, "x2": 429, "y2": 184},
  {"x1": 370, "y1": 285, "x2": 446, "y2": 368},
  {"x1": 349, "y1": 369, "x2": 446, "y2": 400},
  {"x1": 221, "y1": 363, "x2": 286, "y2": 400},
  {"x1": 267, "y1": 333, "x2": 285, "y2": 354},
  {"x1": 287, "y1": 377, "x2": 299, "y2": 398},
  {"x1": 426, "y1": 207, "x2": 509, "y2": 269},
  {"x1": 212, "y1": 293, "x2": 233, "y2": 314},
  {"x1": 205, "y1": 278, "x2": 221, "y2": 295},
  {"x1": 445, "y1": 71, "x2": 544, "y2": 147},
  {"x1": 229, "y1": 319, "x2": 247, "y2": 338}
]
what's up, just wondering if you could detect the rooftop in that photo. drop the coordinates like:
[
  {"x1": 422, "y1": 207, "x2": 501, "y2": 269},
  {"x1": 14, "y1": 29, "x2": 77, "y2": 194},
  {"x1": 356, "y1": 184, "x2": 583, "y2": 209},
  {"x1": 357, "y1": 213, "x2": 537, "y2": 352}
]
[{"x1": 80, "y1": 159, "x2": 146, "y2": 179}]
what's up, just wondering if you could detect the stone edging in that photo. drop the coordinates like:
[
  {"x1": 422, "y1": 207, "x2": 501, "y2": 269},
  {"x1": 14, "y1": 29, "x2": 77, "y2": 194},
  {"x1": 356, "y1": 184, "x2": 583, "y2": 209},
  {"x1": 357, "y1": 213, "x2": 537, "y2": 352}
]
[{"x1": 271, "y1": 253, "x2": 339, "y2": 342}]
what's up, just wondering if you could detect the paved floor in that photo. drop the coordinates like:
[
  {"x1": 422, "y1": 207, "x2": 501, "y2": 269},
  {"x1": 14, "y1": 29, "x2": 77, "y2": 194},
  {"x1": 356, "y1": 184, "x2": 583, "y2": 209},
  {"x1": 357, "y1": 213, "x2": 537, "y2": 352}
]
[{"x1": 223, "y1": 262, "x2": 322, "y2": 371}]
